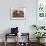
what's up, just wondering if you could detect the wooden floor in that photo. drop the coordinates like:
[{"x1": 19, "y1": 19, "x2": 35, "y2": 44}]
[{"x1": 0, "y1": 42, "x2": 46, "y2": 46}]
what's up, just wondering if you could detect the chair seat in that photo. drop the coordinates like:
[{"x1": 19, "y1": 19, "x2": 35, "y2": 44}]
[{"x1": 6, "y1": 33, "x2": 17, "y2": 36}]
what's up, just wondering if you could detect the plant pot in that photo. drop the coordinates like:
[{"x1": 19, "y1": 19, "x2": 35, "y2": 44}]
[
  {"x1": 40, "y1": 38, "x2": 45, "y2": 43},
  {"x1": 37, "y1": 39, "x2": 40, "y2": 43},
  {"x1": 37, "y1": 39, "x2": 45, "y2": 44}
]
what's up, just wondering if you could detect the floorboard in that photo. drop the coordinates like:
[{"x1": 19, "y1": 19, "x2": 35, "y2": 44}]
[{"x1": 0, "y1": 42, "x2": 46, "y2": 46}]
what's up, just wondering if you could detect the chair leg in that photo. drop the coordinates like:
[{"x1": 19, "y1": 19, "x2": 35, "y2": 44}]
[
  {"x1": 4, "y1": 41, "x2": 7, "y2": 46},
  {"x1": 16, "y1": 35, "x2": 18, "y2": 46},
  {"x1": 4, "y1": 33, "x2": 7, "y2": 46}
]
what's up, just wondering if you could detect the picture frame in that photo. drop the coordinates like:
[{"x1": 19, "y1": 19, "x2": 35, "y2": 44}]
[
  {"x1": 37, "y1": 0, "x2": 46, "y2": 20},
  {"x1": 36, "y1": 0, "x2": 46, "y2": 26},
  {"x1": 10, "y1": 7, "x2": 26, "y2": 20}
]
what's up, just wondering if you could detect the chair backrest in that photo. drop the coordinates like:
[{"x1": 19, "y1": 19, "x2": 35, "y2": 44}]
[{"x1": 11, "y1": 27, "x2": 18, "y2": 34}]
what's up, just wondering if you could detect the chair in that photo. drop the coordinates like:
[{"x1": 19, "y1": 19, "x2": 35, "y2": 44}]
[
  {"x1": 4, "y1": 27, "x2": 18, "y2": 46},
  {"x1": 18, "y1": 33, "x2": 30, "y2": 46}
]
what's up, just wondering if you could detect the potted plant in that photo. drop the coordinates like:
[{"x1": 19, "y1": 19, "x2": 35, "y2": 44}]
[{"x1": 33, "y1": 32, "x2": 46, "y2": 43}]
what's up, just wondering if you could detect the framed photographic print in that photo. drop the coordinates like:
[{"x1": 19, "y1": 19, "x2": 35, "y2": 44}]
[
  {"x1": 10, "y1": 7, "x2": 26, "y2": 20},
  {"x1": 36, "y1": 0, "x2": 46, "y2": 27},
  {"x1": 37, "y1": 0, "x2": 46, "y2": 20}
]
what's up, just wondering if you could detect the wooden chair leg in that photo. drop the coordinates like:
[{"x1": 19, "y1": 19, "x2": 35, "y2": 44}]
[
  {"x1": 17, "y1": 34, "x2": 18, "y2": 46},
  {"x1": 5, "y1": 33, "x2": 7, "y2": 46},
  {"x1": 15, "y1": 34, "x2": 18, "y2": 46},
  {"x1": 4, "y1": 41, "x2": 7, "y2": 46}
]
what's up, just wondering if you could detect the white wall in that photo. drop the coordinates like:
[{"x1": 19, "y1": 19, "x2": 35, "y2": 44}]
[{"x1": 0, "y1": 0, "x2": 37, "y2": 42}]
